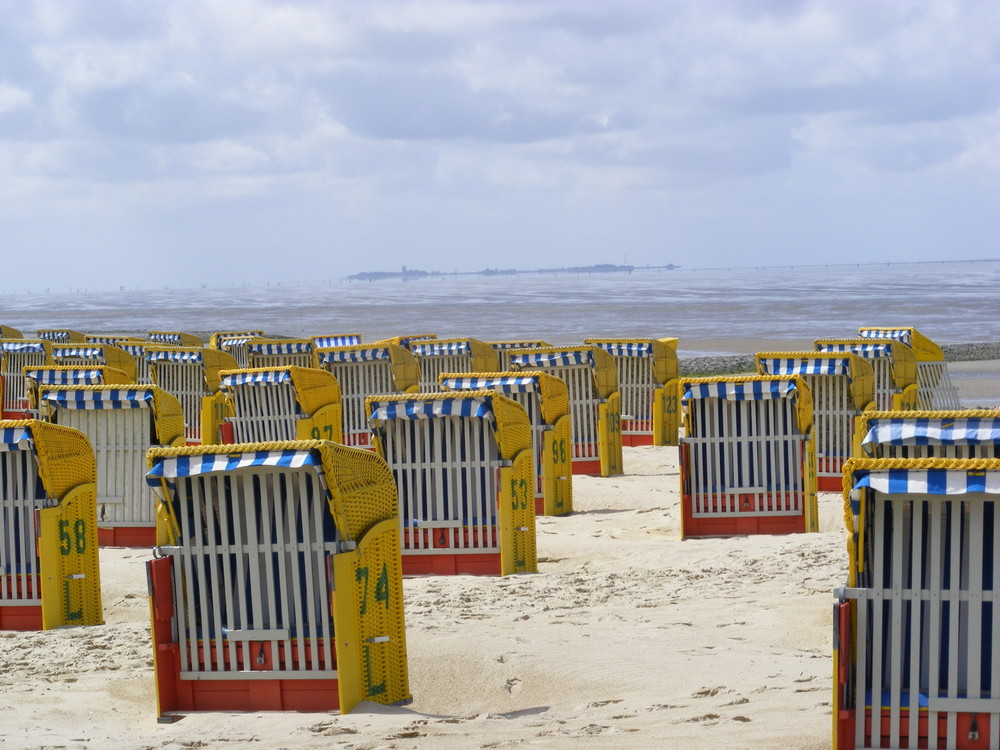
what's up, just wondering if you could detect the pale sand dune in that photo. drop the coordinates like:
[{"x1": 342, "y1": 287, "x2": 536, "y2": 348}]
[{"x1": 0, "y1": 365, "x2": 996, "y2": 749}]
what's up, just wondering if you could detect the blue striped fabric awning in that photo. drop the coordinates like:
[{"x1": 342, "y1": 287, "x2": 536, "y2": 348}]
[
  {"x1": 441, "y1": 375, "x2": 540, "y2": 393},
  {"x1": 851, "y1": 468, "x2": 1000, "y2": 499},
  {"x1": 591, "y1": 342, "x2": 652, "y2": 358},
  {"x1": 218, "y1": 336, "x2": 254, "y2": 346},
  {"x1": 24, "y1": 368, "x2": 106, "y2": 385},
  {"x1": 317, "y1": 347, "x2": 391, "y2": 364},
  {"x1": 53, "y1": 347, "x2": 104, "y2": 359},
  {"x1": 758, "y1": 357, "x2": 852, "y2": 377},
  {"x1": 511, "y1": 351, "x2": 591, "y2": 369},
  {"x1": 248, "y1": 341, "x2": 313, "y2": 355},
  {"x1": 313, "y1": 335, "x2": 361, "y2": 347},
  {"x1": 368, "y1": 396, "x2": 495, "y2": 422},
  {"x1": 0, "y1": 426, "x2": 33, "y2": 451},
  {"x1": 42, "y1": 388, "x2": 156, "y2": 410},
  {"x1": 220, "y1": 370, "x2": 293, "y2": 387},
  {"x1": 411, "y1": 341, "x2": 471, "y2": 357},
  {"x1": 816, "y1": 343, "x2": 893, "y2": 358},
  {"x1": 37, "y1": 331, "x2": 70, "y2": 341},
  {"x1": 148, "y1": 332, "x2": 184, "y2": 343},
  {"x1": 859, "y1": 329, "x2": 912, "y2": 346},
  {"x1": 146, "y1": 349, "x2": 203, "y2": 363},
  {"x1": 1, "y1": 341, "x2": 47, "y2": 354},
  {"x1": 861, "y1": 417, "x2": 1000, "y2": 447},
  {"x1": 683, "y1": 379, "x2": 798, "y2": 402},
  {"x1": 146, "y1": 448, "x2": 323, "y2": 482},
  {"x1": 120, "y1": 344, "x2": 148, "y2": 357}
]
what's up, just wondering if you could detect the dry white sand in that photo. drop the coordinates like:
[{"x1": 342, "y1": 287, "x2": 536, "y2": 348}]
[{"x1": 1, "y1": 361, "x2": 996, "y2": 750}]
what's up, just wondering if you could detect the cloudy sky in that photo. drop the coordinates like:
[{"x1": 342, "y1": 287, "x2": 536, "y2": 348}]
[{"x1": 1, "y1": 0, "x2": 997, "y2": 290}]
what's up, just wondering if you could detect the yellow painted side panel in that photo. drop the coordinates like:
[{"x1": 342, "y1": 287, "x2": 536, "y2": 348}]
[{"x1": 498, "y1": 452, "x2": 537, "y2": 575}]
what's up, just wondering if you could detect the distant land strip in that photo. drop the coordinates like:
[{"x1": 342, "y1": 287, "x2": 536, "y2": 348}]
[{"x1": 344, "y1": 257, "x2": 1000, "y2": 282}]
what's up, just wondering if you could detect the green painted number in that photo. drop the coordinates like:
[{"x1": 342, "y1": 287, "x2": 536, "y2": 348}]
[
  {"x1": 58, "y1": 519, "x2": 86, "y2": 556},
  {"x1": 374, "y1": 563, "x2": 390, "y2": 609},
  {"x1": 356, "y1": 566, "x2": 370, "y2": 615}
]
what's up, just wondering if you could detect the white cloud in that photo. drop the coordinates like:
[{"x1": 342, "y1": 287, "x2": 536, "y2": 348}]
[{"x1": 0, "y1": 82, "x2": 32, "y2": 112}]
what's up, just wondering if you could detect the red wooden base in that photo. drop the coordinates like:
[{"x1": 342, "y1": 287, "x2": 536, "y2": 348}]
[
  {"x1": 681, "y1": 494, "x2": 806, "y2": 538},
  {"x1": 1, "y1": 409, "x2": 31, "y2": 420},
  {"x1": 98, "y1": 526, "x2": 156, "y2": 548},
  {"x1": 622, "y1": 433, "x2": 653, "y2": 447},
  {"x1": 401, "y1": 552, "x2": 501, "y2": 576},
  {"x1": 817, "y1": 474, "x2": 843, "y2": 492},
  {"x1": 838, "y1": 708, "x2": 992, "y2": 750},
  {"x1": 0, "y1": 605, "x2": 42, "y2": 631},
  {"x1": 154, "y1": 643, "x2": 339, "y2": 713},
  {"x1": 571, "y1": 458, "x2": 603, "y2": 475}
]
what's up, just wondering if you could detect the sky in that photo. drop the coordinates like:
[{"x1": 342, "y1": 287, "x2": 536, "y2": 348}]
[{"x1": 0, "y1": 0, "x2": 998, "y2": 291}]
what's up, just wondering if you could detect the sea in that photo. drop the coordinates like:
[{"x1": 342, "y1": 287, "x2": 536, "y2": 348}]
[{"x1": 2, "y1": 259, "x2": 998, "y2": 358}]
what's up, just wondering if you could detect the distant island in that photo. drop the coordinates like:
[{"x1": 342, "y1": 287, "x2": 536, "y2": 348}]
[{"x1": 346, "y1": 263, "x2": 679, "y2": 282}]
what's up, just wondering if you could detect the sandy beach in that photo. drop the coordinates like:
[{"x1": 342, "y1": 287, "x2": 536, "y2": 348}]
[{"x1": 1, "y1": 360, "x2": 997, "y2": 750}]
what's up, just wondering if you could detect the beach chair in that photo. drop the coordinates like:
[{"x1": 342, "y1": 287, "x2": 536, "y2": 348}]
[
  {"x1": 509, "y1": 346, "x2": 623, "y2": 477},
  {"x1": 24, "y1": 365, "x2": 131, "y2": 418},
  {"x1": 410, "y1": 338, "x2": 499, "y2": 392},
  {"x1": 374, "y1": 334, "x2": 437, "y2": 350},
  {"x1": 208, "y1": 331, "x2": 266, "y2": 369},
  {"x1": 36, "y1": 328, "x2": 87, "y2": 344},
  {"x1": 246, "y1": 339, "x2": 315, "y2": 368},
  {"x1": 146, "y1": 346, "x2": 237, "y2": 445},
  {"x1": 855, "y1": 410, "x2": 1000, "y2": 460},
  {"x1": 440, "y1": 371, "x2": 573, "y2": 516},
  {"x1": 315, "y1": 343, "x2": 420, "y2": 449},
  {"x1": 678, "y1": 375, "x2": 818, "y2": 538},
  {"x1": 145, "y1": 440, "x2": 410, "y2": 716},
  {"x1": 1, "y1": 339, "x2": 54, "y2": 418},
  {"x1": 85, "y1": 334, "x2": 144, "y2": 346},
  {"x1": 815, "y1": 338, "x2": 919, "y2": 411},
  {"x1": 52, "y1": 343, "x2": 138, "y2": 382},
  {"x1": 485, "y1": 340, "x2": 551, "y2": 371},
  {"x1": 217, "y1": 366, "x2": 343, "y2": 445},
  {"x1": 366, "y1": 391, "x2": 536, "y2": 576},
  {"x1": 756, "y1": 352, "x2": 875, "y2": 492},
  {"x1": 118, "y1": 342, "x2": 161, "y2": 385},
  {"x1": 0, "y1": 326, "x2": 22, "y2": 339},
  {"x1": 36, "y1": 385, "x2": 185, "y2": 546},
  {"x1": 0, "y1": 420, "x2": 102, "y2": 630},
  {"x1": 311, "y1": 334, "x2": 362, "y2": 349},
  {"x1": 148, "y1": 331, "x2": 203, "y2": 347},
  {"x1": 585, "y1": 337, "x2": 681, "y2": 446},
  {"x1": 858, "y1": 327, "x2": 961, "y2": 410},
  {"x1": 835, "y1": 457, "x2": 1000, "y2": 750}
]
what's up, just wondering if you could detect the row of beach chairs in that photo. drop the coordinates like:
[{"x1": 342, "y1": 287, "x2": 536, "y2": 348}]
[{"x1": 1, "y1": 323, "x2": 985, "y2": 742}]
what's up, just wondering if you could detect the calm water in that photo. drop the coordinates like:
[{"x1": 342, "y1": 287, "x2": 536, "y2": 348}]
[{"x1": 2, "y1": 260, "x2": 998, "y2": 356}]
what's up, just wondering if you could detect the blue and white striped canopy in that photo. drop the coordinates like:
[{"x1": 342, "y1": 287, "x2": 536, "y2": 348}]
[
  {"x1": 511, "y1": 350, "x2": 591, "y2": 369},
  {"x1": 146, "y1": 448, "x2": 323, "y2": 481},
  {"x1": 85, "y1": 336, "x2": 123, "y2": 345},
  {"x1": 411, "y1": 341, "x2": 471, "y2": 357},
  {"x1": 852, "y1": 468, "x2": 1000, "y2": 499},
  {"x1": 120, "y1": 344, "x2": 148, "y2": 357},
  {"x1": 441, "y1": 375, "x2": 540, "y2": 393},
  {"x1": 313, "y1": 335, "x2": 361, "y2": 347},
  {"x1": 146, "y1": 349, "x2": 203, "y2": 363},
  {"x1": 42, "y1": 388, "x2": 156, "y2": 410},
  {"x1": 37, "y1": 331, "x2": 71, "y2": 341},
  {"x1": 490, "y1": 341, "x2": 542, "y2": 350},
  {"x1": 368, "y1": 396, "x2": 495, "y2": 422},
  {"x1": 816, "y1": 343, "x2": 893, "y2": 358},
  {"x1": 859, "y1": 329, "x2": 912, "y2": 346},
  {"x1": 0, "y1": 426, "x2": 33, "y2": 451},
  {"x1": 683, "y1": 379, "x2": 799, "y2": 402},
  {"x1": 218, "y1": 336, "x2": 254, "y2": 347},
  {"x1": 1, "y1": 341, "x2": 47, "y2": 354},
  {"x1": 248, "y1": 341, "x2": 312, "y2": 355},
  {"x1": 317, "y1": 347, "x2": 391, "y2": 364},
  {"x1": 53, "y1": 347, "x2": 104, "y2": 359},
  {"x1": 861, "y1": 417, "x2": 1000, "y2": 447},
  {"x1": 148, "y1": 332, "x2": 185, "y2": 343},
  {"x1": 24, "y1": 368, "x2": 106, "y2": 385},
  {"x1": 220, "y1": 370, "x2": 293, "y2": 387},
  {"x1": 758, "y1": 357, "x2": 852, "y2": 377},
  {"x1": 591, "y1": 342, "x2": 652, "y2": 358}
]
